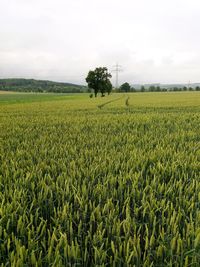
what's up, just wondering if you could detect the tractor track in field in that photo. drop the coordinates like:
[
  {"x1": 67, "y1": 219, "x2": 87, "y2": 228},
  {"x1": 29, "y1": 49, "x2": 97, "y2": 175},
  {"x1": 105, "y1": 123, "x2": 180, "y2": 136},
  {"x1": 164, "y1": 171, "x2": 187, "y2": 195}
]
[{"x1": 97, "y1": 95, "x2": 126, "y2": 109}]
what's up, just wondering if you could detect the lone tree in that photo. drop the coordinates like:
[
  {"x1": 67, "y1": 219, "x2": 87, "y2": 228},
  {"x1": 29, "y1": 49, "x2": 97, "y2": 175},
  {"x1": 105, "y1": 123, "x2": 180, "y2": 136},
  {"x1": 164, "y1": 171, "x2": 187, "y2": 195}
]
[
  {"x1": 120, "y1": 82, "x2": 131, "y2": 92},
  {"x1": 86, "y1": 67, "x2": 112, "y2": 97}
]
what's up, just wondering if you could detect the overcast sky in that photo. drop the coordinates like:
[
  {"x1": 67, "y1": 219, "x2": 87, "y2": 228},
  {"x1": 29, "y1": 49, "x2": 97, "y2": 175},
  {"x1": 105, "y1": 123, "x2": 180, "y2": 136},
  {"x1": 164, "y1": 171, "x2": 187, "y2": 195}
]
[{"x1": 1, "y1": 0, "x2": 200, "y2": 85}]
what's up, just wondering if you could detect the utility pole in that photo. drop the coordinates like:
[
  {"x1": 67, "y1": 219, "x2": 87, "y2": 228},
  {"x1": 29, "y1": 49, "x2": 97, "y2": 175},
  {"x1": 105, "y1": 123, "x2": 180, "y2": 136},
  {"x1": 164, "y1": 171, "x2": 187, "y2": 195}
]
[{"x1": 112, "y1": 63, "x2": 123, "y2": 89}]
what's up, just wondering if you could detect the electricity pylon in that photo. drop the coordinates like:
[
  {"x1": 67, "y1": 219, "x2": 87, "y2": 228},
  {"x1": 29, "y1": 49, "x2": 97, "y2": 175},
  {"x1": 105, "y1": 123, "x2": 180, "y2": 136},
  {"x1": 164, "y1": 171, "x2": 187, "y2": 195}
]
[{"x1": 112, "y1": 63, "x2": 123, "y2": 89}]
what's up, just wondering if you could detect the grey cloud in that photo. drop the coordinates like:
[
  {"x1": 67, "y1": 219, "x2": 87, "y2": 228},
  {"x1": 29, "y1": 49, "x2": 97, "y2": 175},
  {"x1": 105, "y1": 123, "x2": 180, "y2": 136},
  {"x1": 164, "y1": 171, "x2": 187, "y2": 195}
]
[{"x1": 1, "y1": 0, "x2": 200, "y2": 84}]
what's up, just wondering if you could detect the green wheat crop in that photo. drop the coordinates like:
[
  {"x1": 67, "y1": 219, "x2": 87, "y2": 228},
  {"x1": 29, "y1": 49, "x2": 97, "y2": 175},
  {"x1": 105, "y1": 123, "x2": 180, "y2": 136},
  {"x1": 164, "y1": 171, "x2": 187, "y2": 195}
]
[{"x1": 0, "y1": 92, "x2": 199, "y2": 266}]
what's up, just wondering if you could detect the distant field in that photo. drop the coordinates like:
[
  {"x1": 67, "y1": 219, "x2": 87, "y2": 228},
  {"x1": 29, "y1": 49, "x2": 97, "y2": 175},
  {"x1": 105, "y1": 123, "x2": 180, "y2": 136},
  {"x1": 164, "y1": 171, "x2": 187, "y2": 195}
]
[
  {"x1": 0, "y1": 90, "x2": 16, "y2": 94},
  {"x1": 0, "y1": 92, "x2": 83, "y2": 104},
  {"x1": 0, "y1": 91, "x2": 199, "y2": 107},
  {"x1": 0, "y1": 92, "x2": 200, "y2": 266}
]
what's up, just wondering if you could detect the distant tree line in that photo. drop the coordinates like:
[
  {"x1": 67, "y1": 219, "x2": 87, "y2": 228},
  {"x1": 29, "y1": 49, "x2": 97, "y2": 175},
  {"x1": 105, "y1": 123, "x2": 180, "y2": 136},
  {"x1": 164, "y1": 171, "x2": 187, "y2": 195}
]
[
  {"x1": 118, "y1": 82, "x2": 200, "y2": 92},
  {"x1": 2, "y1": 78, "x2": 200, "y2": 94},
  {"x1": 0, "y1": 79, "x2": 87, "y2": 93}
]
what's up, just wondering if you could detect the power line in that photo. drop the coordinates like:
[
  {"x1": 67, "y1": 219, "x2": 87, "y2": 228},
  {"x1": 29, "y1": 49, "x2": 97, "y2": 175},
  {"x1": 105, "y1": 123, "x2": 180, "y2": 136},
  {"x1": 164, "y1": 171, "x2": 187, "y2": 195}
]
[{"x1": 112, "y1": 63, "x2": 123, "y2": 89}]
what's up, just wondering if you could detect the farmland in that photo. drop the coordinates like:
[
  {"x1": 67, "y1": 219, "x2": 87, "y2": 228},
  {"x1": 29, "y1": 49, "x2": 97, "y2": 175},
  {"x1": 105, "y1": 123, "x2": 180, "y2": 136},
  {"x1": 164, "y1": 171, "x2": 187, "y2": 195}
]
[{"x1": 0, "y1": 92, "x2": 200, "y2": 266}]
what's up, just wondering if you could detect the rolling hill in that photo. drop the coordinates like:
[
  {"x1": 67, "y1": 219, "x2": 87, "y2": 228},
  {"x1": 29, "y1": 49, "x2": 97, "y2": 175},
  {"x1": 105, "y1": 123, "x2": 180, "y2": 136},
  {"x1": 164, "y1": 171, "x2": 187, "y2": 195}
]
[{"x1": 0, "y1": 78, "x2": 87, "y2": 93}]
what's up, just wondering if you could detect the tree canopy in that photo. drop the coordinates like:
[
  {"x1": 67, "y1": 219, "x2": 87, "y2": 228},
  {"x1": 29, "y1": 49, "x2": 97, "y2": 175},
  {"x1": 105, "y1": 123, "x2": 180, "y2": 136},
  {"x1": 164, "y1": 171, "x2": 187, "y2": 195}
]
[
  {"x1": 120, "y1": 82, "x2": 131, "y2": 92},
  {"x1": 86, "y1": 67, "x2": 112, "y2": 97}
]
